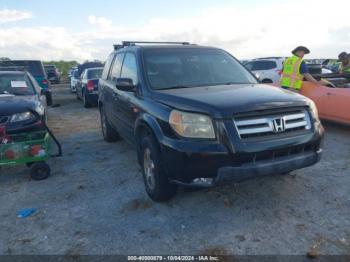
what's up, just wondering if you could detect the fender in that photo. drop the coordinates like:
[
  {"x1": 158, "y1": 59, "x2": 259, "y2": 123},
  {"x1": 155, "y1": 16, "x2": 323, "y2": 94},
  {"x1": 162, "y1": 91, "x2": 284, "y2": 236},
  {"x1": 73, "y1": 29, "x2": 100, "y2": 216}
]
[{"x1": 134, "y1": 112, "x2": 165, "y2": 144}]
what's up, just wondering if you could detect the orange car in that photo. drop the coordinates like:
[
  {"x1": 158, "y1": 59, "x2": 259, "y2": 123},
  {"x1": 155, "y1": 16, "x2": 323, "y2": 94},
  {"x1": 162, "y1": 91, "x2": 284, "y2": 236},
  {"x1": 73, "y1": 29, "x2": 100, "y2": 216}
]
[{"x1": 300, "y1": 81, "x2": 350, "y2": 125}]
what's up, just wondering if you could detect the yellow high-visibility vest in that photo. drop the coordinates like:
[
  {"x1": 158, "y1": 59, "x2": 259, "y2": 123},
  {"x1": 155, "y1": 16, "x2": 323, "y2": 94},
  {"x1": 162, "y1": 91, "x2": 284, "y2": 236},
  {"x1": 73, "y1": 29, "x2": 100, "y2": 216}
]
[
  {"x1": 340, "y1": 63, "x2": 350, "y2": 73},
  {"x1": 280, "y1": 56, "x2": 304, "y2": 90}
]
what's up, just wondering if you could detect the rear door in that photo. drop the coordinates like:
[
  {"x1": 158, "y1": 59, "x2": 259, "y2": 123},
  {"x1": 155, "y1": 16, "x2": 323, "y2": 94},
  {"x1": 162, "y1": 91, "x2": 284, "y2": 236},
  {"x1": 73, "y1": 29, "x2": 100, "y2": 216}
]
[
  {"x1": 104, "y1": 53, "x2": 125, "y2": 129},
  {"x1": 115, "y1": 52, "x2": 139, "y2": 143}
]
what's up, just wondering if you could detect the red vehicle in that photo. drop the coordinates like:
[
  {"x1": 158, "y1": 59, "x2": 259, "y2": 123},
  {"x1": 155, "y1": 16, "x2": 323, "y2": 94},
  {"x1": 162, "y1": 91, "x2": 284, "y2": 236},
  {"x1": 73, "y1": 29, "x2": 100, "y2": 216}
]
[{"x1": 300, "y1": 77, "x2": 350, "y2": 125}]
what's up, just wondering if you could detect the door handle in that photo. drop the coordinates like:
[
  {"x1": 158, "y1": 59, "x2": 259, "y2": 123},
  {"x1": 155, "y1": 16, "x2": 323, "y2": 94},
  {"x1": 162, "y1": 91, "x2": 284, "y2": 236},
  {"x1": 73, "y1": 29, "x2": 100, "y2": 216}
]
[{"x1": 326, "y1": 92, "x2": 335, "y2": 96}]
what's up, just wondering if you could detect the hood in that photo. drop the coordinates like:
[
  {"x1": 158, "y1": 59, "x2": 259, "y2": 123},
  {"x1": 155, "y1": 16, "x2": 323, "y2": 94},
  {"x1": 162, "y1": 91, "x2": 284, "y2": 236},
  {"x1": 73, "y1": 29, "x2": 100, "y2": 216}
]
[
  {"x1": 0, "y1": 94, "x2": 40, "y2": 116},
  {"x1": 153, "y1": 84, "x2": 311, "y2": 118}
]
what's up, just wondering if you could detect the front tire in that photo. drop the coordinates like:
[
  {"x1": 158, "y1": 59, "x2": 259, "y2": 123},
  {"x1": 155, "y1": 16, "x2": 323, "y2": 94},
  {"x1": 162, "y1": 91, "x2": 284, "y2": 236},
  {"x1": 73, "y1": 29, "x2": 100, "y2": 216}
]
[
  {"x1": 100, "y1": 106, "x2": 120, "y2": 142},
  {"x1": 141, "y1": 135, "x2": 177, "y2": 202}
]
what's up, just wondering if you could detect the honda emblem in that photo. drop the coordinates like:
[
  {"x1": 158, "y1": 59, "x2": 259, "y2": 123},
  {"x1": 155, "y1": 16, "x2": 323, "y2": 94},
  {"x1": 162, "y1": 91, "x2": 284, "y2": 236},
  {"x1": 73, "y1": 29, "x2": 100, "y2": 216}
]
[{"x1": 272, "y1": 117, "x2": 285, "y2": 133}]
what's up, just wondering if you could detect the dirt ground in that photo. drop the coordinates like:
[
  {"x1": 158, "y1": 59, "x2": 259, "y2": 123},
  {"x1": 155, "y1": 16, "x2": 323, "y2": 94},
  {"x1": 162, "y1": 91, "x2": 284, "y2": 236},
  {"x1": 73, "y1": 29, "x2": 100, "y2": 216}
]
[{"x1": 0, "y1": 84, "x2": 349, "y2": 256}]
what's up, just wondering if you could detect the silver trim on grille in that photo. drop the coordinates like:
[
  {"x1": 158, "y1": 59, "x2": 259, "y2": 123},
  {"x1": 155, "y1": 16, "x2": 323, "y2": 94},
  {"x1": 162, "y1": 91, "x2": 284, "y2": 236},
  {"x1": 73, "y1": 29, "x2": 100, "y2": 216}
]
[{"x1": 234, "y1": 110, "x2": 312, "y2": 138}]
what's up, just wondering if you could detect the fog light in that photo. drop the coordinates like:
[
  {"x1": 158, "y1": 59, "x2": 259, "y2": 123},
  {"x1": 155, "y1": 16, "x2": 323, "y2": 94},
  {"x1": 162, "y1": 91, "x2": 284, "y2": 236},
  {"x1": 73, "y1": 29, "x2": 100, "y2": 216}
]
[{"x1": 192, "y1": 178, "x2": 214, "y2": 186}]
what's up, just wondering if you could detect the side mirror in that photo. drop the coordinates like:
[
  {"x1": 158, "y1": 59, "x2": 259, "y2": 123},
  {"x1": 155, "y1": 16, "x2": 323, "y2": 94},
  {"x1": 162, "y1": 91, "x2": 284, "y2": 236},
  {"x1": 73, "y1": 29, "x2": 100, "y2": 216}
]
[{"x1": 116, "y1": 78, "x2": 135, "y2": 92}]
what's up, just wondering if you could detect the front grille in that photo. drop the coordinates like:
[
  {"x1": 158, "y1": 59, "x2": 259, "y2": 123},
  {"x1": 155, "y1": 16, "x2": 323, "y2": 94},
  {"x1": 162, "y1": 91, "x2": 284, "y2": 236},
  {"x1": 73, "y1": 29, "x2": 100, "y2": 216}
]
[
  {"x1": 0, "y1": 116, "x2": 9, "y2": 125},
  {"x1": 234, "y1": 108, "x2": 312, "y2": 139}
]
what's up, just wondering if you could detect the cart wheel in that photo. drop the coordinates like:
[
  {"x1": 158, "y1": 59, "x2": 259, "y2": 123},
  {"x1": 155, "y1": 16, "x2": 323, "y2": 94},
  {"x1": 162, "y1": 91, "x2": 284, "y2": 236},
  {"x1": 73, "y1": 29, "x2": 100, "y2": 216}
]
[{"x1": 30, "y1": 162, "x2": 51, "y2": 181}]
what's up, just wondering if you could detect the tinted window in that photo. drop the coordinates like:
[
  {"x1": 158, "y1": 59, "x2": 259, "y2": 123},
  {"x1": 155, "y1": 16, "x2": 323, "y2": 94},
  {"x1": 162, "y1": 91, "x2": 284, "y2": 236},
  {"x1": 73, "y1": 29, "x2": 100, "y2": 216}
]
[
  {"x1": 102, "y1": 53, "x2": 115, "y2": 80},
  {"x1": 143, "y1": 48, "x2": 257, "y2": 90},
  {"x1": 245, "y1": 60, "x2": 277, "y2": 71},
  {"x1": 109, "y1": 53, "x2": 124, "y2": 80},
  {"x1": 73, "y1": 70, "x2": 79, "y2": 78},
  {"x1": 81, "y1": 70, "x2": 87, "y2": 79},
  {"x1": 0, "y1": 61, "x2": 45, "y2": 77},
  {"x1": 0, "y1": 73, "x2": 35, "y2": 95},
  {"x1": 121, "y1": 53, "x2": 138, "y2": 84},
  {"x1": 87, "y1": 68, "x2": 103, "y2": 79}
]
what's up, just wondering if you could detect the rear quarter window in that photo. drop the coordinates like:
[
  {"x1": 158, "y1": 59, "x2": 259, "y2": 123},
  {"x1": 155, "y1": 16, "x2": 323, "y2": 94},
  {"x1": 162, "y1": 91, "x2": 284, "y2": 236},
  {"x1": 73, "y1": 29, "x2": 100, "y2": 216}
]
[{"x1": 102, "y1": 53, "x2": 115, "y2": 80}]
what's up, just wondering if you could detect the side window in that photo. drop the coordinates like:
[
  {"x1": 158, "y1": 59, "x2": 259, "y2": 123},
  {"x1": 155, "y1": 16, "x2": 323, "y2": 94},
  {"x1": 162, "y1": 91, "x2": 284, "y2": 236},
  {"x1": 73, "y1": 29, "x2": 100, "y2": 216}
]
[
  {"x1": 102, "y1": 53, "x2": 115, "y2": 80},
  {"x1": 121, "y1": 53, "x2": 138, "y2": 84},
  {"x1": 109, "y1": 53, "x2": 125, "y2": 81}
]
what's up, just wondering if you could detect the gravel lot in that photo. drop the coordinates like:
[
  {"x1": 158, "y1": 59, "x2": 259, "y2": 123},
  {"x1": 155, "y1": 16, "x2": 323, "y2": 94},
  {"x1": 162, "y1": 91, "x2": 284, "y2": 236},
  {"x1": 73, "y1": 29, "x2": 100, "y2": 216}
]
[{"x1": 0, "y1": 84, "x2": 349, "y2": 256}]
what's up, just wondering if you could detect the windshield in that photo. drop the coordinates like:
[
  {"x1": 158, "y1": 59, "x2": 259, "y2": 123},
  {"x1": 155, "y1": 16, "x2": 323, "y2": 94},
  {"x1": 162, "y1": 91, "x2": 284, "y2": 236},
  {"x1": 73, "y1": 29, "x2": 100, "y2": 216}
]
[
  {"x1": 87, "y1": 68, "x2": 103, "y2": 79},
  {"x1": 143, "y1": 48, "x2": 258, "y2": 90},
  {"x1": 0, "y1": 74, "x2": 35, "y2": 95}
]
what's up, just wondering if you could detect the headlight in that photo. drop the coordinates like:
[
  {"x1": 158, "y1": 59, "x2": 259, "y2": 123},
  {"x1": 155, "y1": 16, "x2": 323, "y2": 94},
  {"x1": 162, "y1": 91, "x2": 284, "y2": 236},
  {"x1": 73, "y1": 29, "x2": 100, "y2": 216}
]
[
  {"x1": 36, "y1": 105, "x2": 45, "y2": 116},
  {"x1": 169, "y1": 110, "x2": 215, "y2": 139},
  {"x1": 309, "y1": 101, "x2": 319, "y2": 119},
  {"x1": 10, "y1": 112, "x2": 34, "y2": 123}
]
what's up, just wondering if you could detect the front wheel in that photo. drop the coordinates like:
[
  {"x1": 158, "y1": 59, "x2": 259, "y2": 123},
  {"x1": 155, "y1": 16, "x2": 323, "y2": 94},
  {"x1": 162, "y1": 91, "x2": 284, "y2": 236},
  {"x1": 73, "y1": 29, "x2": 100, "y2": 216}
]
[
  {"x1": 141, "y1": 135, "x2": 177, "y2": 202},
  {"x1": 30, "y1": 162, "x2": 50, "y2": 181}
]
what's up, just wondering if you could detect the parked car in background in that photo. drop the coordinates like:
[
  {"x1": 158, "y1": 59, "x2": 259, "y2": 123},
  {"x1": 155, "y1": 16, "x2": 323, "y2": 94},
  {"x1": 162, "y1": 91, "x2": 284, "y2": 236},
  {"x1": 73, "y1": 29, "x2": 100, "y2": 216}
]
[
  {"x1": 0, "y1": 70, "x2": 48, "y2": 133},
  {"x1": 0, "y1": 60, "x2": 52, "y2": 105},
  {"x1": 76, "y1": 62, "x2": 104, "y2": 79},
  {"x1": 44, "y1": 65, "x2": 61, "y2": 84},
  {"x1": 305, "y1": 63, "x2": 332, "y2": 75},
  {"x1": 322, "y1": 59, "x2": 341, "y2": 73},
  {"x1": 99, "y1": 41, "x2": 324, "y2": 201},
  {"x1": 70, "y1": 69, "x2": 79, "y2": 93},
  {"x1": 240, "y1": 59, "x2": 250, "y2": 65},
  {"x1": 76, "y1": 67, "x2": 103, "y2": 107},
  {"x1": 244, "y1": 57, "x2": 285, "y2": 83},
  {"x1": 0, "y1": 60, "x2": 49, "y2": 90}
]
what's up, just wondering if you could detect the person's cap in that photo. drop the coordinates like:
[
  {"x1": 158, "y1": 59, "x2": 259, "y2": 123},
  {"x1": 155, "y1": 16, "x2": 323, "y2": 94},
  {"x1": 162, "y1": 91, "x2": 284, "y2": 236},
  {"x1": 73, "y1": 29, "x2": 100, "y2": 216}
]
[
  {"x1": 292, "y1": 46, "x2": 310, "y2": 55},
  {"x1": 338, "y1": 52, "x2": 348, "y2": 61}
]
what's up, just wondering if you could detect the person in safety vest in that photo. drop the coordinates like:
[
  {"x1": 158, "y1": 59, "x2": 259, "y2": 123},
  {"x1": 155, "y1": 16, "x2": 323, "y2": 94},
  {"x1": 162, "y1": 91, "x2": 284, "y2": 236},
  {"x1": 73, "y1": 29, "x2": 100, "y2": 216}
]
[
  {"x1": 280, "y1": 46, "x2": 320, "y2": 91},
  {"x1": 338, "y1": 52, "x2": 350, "y2": 74}
]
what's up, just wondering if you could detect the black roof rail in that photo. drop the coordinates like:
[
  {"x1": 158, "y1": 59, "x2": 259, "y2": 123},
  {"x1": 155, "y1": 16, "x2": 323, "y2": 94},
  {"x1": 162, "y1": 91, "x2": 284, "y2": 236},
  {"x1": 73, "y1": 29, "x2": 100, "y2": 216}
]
[
  {"x1": 113, "y1": 44, "x2": 124, "y2": 51},
  {"x1": 122, "y1": 41, "x2": 191, "y2": 46},
  {"x1": 0, "y1": 66, "x2": 26, "y2": 72}
]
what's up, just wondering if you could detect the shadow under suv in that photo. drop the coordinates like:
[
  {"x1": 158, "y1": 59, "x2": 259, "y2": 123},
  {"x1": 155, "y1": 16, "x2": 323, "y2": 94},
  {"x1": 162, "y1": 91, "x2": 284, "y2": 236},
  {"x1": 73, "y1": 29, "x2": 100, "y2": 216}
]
[{"x1": 98, "y1": 41, "x2": 324, "y2": 201}]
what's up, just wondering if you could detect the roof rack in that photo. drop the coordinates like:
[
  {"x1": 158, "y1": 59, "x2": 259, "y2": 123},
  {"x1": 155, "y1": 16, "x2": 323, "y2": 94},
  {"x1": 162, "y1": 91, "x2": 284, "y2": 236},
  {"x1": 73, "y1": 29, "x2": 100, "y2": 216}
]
[
  {"x1": 0, "y1": 66, "x2": 26, "y2": 72},
  {"x1": 114, "y1": 41, "x2": 191, "y2": 50}
]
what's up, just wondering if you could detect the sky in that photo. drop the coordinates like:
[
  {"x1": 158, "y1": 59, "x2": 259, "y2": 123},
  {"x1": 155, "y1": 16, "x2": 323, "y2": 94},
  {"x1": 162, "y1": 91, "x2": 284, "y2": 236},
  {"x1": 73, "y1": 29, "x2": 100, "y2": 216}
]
[{"x1": 0, "y1": 0, "x2": 349, "y2": 62}]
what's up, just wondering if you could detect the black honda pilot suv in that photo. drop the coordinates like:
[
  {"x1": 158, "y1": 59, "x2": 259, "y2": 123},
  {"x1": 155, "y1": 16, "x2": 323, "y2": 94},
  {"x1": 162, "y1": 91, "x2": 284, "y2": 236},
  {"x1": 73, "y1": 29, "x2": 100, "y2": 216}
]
[{"x1": 98, "y1": 41, "x2": 324, "y2": 201}]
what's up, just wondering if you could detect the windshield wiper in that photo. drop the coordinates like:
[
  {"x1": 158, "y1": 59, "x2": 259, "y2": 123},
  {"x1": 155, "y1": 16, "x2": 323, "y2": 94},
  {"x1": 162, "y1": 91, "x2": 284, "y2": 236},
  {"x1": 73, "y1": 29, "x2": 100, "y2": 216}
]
[
  {"x1": 223, "y1": 82, "x2": 252, "y2": 85},
  {"x1": 161, "y1": 85, "x2": 192, "y2": 90}
]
